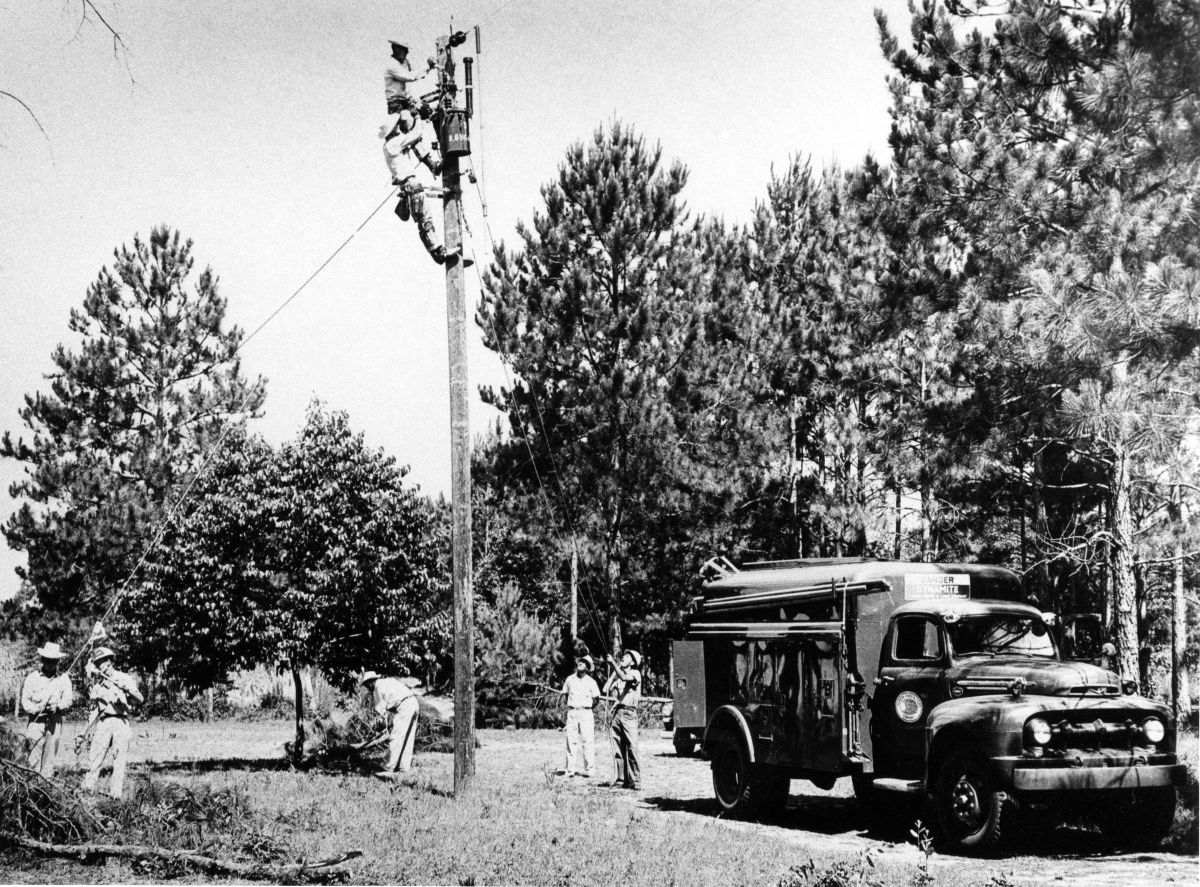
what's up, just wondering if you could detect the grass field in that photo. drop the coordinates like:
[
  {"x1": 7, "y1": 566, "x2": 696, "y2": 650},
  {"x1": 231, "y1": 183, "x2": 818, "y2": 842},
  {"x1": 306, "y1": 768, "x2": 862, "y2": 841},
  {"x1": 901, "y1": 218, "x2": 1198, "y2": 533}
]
[{"x1": 0, "y1": 719, "x2": 1195, "y2": 885}]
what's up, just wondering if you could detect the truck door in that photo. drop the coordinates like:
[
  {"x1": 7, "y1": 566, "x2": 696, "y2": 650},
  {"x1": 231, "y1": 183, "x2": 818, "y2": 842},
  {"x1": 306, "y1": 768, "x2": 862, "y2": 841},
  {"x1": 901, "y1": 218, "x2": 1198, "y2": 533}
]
[{"x1": 871, "y1": 614, "x2": 947, "y2": 776}]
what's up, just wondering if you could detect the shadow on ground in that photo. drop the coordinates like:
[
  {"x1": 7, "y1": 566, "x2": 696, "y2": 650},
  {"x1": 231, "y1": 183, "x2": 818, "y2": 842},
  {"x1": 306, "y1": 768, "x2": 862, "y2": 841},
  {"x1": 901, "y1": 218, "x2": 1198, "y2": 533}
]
[{"x1": 643, "y1": 789, "x2": 1196, "y2": 861}]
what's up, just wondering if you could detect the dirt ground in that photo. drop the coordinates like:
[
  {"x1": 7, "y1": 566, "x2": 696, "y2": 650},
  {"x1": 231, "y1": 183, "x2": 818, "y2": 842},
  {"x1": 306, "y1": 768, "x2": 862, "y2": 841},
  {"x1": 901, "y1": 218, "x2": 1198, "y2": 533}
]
[{"x1": 8, "y1": 718, "x2": 1197, "y2": 886}]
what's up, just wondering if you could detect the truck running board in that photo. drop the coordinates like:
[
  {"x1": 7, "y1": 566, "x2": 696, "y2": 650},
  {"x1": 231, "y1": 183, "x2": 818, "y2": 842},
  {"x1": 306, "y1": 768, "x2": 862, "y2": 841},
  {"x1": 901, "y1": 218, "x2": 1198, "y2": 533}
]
[{"x1": 871, "y1": 778, "x2": 923, "y2": 795}]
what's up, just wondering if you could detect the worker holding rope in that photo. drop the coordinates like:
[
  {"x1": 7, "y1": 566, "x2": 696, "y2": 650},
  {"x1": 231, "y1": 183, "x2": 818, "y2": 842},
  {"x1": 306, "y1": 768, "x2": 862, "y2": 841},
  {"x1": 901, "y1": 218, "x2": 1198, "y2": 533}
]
[
  {"x1": 603, "y1": 650, "x2": 643, "y2": 790},
  {"x1": 78, "y1": 646, "x2": 143, "y2": 798},
  {"x1": 20, "y1": 642, "x2": 74, "y2": 776}
]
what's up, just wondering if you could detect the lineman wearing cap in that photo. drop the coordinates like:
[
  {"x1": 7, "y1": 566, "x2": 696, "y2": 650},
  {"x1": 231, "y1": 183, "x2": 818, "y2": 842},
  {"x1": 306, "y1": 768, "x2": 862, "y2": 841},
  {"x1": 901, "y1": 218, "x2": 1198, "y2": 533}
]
[
  {"x1": 360, "y1": 670, "x2": 420, "y2": 776},
  {"x1": 559, "y1": 655, "x2": 601, "y2": 778},
  {"x1": 381, "y1": 39, "x2": 456, "y2": 265},
  {"x1": 79, "y1": 647, "x2": 142, "y2": 797},
  {"x1": 21, "y1": 641, "x2": 74, "y2": 776},
  {"x1": 603, "y1": 650, "x2": 643, "y2": 790}
]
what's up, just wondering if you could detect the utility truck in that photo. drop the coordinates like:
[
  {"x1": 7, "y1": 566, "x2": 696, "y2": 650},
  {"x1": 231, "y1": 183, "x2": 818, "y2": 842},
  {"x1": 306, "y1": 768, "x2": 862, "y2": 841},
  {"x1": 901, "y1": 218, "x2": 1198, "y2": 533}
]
[{"x1": 671, "y1": 558, "x2": 1184, "y2": 853}]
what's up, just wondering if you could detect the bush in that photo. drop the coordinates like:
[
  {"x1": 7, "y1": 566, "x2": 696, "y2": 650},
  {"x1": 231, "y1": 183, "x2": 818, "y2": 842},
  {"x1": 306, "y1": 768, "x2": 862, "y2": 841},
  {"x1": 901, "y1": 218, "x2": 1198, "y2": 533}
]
[{"x1": 1167, "y1": 726, "x2": 1198, "y2": 851}]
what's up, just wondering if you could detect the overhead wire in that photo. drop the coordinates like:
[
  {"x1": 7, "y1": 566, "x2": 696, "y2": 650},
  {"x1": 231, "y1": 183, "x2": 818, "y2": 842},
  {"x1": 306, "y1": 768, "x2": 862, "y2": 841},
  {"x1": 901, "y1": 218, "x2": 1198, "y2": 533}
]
[
  {"x1": 461, "y1": 171, "x2": 614, "y2": 660},
  {"x1": 23, "y1": 185, "x2": 401, "y2": 742}
]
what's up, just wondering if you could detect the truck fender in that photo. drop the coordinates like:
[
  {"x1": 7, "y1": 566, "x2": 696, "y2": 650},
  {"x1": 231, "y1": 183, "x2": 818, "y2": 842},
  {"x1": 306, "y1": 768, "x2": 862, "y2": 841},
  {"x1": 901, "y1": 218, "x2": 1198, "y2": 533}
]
[{"x1": 704, "y1": 705, "x2": 755, "y2": 763}]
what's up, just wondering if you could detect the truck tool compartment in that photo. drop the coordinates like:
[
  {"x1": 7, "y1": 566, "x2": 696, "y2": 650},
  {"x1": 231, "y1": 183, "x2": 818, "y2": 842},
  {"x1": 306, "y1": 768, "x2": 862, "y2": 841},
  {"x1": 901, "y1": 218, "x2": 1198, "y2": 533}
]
[{"x1": 673, "y1": 558, "x2": 1185, "y2": 855}]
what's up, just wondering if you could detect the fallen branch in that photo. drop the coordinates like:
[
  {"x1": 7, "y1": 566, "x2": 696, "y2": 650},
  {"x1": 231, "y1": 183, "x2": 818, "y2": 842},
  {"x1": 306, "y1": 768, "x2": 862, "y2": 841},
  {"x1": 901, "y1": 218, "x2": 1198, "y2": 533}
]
[{"x1": 1, "y1": 832, "x2": 362, "y2": 881}]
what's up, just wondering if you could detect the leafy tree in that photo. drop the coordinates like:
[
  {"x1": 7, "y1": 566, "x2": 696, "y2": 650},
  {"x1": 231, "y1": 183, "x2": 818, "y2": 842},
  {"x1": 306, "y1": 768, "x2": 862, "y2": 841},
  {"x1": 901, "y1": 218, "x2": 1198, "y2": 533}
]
[
  {"x1": 121, "y1": 402, "x2": 449, "y2": 758},
  {"x1": 479, "y1": 121, "x2": 752, "y2": 657},
  {"x1": 2, "y1": 226, "x2": 265, "y2": 645}
]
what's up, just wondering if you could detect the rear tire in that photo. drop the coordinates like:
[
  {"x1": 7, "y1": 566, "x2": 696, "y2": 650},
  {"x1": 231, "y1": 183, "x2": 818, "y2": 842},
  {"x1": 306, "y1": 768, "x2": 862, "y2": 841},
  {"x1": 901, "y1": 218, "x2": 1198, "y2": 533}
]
[
  {"x1": 752, "y1": 766, "x2": 791, "y2": 817},
  {"x1": 710, "y1": 738, "x2": 789, "y2": 816},
  {"x1": 711, "y1": 737, "x2": 753, "y2": 812},
  {"x1": 934, "y1": 748, "x2": 1019, "y2": 855}
]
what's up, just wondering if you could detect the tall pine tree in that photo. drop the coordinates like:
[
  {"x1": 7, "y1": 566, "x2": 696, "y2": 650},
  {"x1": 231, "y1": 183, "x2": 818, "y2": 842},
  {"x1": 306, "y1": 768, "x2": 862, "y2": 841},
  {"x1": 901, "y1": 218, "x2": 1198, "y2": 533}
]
[{"x1": 2, "y1": 226, "x2": 266, "y2": 642}]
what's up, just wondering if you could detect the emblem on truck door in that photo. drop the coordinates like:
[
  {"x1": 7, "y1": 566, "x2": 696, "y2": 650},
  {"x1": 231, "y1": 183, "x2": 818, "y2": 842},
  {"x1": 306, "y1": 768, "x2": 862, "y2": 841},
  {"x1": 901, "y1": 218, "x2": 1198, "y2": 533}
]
[{"x1": 895, "y1": 690, "x2": 924, "y2": 723}]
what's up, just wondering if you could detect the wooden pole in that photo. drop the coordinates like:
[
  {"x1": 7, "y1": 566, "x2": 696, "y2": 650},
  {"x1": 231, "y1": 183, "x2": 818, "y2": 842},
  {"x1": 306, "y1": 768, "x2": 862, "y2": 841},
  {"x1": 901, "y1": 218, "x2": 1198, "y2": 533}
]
[
  {"x1": 438, "y1": 34, "x2": 475, "y2": 796},
  {"x1": 570, "y1": 539, "x2": 579, "y2": 642}
]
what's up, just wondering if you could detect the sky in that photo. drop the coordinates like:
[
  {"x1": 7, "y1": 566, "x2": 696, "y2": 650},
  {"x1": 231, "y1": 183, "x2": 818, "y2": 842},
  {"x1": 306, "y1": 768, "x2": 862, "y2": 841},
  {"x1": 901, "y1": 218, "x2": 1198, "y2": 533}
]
[{"x1": 0, "y1": 0, "x2": 913, "y2": 600}]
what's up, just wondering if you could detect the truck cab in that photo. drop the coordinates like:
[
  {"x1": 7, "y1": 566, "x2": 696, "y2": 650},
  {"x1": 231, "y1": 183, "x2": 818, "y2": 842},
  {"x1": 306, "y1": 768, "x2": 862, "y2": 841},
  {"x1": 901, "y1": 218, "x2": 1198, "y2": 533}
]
[{"x1": 672, "y1": 558, "x2": 1185, "y2": 854}]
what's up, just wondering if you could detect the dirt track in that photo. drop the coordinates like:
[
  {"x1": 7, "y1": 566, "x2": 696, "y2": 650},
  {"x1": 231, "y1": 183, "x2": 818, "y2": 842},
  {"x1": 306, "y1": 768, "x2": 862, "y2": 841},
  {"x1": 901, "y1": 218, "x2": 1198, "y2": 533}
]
[{"x1": 527, "y1": 727, "x2": 1197, "y2": 887}]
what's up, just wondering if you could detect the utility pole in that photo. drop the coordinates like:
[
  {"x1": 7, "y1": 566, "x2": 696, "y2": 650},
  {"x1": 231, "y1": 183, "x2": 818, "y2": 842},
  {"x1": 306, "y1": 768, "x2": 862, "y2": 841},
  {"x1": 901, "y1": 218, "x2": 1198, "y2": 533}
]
[
  {"x1": 570, "y1": 539, "x2": 579, "y2": 642},
  {"x1": 436, "y1": 30, "x2": 475, "y2": 796}
]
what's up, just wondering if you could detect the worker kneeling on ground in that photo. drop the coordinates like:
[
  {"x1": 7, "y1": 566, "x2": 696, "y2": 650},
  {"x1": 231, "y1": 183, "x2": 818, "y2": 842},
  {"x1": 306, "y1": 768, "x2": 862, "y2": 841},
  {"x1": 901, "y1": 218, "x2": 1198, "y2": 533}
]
[
  {"x1": 79, "y1": 646, "x2": 142, "y2": 798},
  {"x1": 360, "y1": 670, "x2": 420, "y2": 778}
]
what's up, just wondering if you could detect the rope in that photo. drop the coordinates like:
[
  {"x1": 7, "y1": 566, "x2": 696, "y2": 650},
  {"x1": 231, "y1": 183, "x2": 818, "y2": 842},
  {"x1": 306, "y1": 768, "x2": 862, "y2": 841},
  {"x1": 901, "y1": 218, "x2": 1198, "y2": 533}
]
[
  {"x1": 21, "y1": 186, "x2": 400, "y2": 739},
  {"x1": 462, "y1": 181, "x2": 613, "y2": 660}
]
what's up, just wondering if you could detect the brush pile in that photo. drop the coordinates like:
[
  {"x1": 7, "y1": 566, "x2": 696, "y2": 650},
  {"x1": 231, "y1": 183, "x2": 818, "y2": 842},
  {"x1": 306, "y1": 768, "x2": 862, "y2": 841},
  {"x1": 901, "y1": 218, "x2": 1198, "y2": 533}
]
[
  {"x1": 0, "y1": 722, "x2": 101, "y2": 844},
  {"x1": 1, "y1": 720, "x2": 360, "y2": 880},
  {"x1": 296, "y1": 698, "x2": 462, "y2": 770}
]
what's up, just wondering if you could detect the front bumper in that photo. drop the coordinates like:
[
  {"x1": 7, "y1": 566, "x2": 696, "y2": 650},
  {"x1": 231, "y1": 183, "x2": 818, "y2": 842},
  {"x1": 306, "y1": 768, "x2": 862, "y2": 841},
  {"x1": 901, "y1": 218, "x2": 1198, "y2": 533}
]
[{"x1": 1000, "y1": 756, "x2": 1187, "y2": 792}]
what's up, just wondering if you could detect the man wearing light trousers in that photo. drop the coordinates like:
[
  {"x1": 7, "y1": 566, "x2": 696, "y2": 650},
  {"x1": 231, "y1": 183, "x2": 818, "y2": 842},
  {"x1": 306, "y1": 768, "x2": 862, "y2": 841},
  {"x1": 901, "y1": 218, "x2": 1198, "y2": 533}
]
[
  {"x1": 560, "y1": 655, "x2": 601, "y2": 777},
  {"x1": 80, "y1": 647, "x2": 142, "y2": 798},
  {"x1": 361, "y1": 670, "x2": 420, "y2": 776}
]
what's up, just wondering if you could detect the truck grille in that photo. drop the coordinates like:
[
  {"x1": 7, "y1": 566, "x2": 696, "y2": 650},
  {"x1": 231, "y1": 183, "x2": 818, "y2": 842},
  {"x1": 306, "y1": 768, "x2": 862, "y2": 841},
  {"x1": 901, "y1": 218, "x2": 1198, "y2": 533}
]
[{"x1": 1040, "y1": 712, "x2": 1166, "y2": 753}]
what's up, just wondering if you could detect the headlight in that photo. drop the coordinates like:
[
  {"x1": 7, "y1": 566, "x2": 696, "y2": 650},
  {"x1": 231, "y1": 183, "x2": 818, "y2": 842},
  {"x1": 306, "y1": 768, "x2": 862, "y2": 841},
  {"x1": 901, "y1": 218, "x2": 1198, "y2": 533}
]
[
  {"x1": 1141, "y1": 717, "x2": 1165, "y2": 744},
  {"x1": 895, "y1": 691, "x2": 923, "y2": 723},
  {"x1": 1026, "y1": 717, "x2": 1052, "y2": 746},
  {"x1": 1121, "y1": 679, "x2": 1138, "y2": 695}
]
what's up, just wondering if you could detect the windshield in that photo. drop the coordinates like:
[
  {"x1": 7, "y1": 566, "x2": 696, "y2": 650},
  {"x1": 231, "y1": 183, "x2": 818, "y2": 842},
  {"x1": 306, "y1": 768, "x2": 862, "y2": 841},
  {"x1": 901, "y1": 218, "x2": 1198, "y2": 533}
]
[{"x1": 946, "y1": 615, "x2": 1057, "y2": 659}]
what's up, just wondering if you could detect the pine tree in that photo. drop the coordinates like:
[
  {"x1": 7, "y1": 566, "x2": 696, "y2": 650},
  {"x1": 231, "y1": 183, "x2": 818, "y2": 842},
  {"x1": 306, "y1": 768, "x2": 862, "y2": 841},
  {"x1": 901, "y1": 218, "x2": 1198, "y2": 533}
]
[
  {"x1": 2, "y1": 226, "x2": 265, "y2": 642},
  {"x1": 877, "y1": 0, "x2": 1200, "y2": 680},
  {"x1": 479, "y1": 121, "x2": 750, "y2": 657}
]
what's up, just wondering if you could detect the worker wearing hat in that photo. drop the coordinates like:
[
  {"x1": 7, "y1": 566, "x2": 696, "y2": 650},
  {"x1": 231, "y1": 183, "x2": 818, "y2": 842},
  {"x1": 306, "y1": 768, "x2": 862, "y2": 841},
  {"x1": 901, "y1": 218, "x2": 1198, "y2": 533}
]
[
  {"x1": 20, "y1": 641, "x2": 75, "y2": 776},
  {"x1": 603, "y1": 650, "x2": 643, "y2": 790},
  {"x1": 360, "y1": 670, "x2": 420, "y2": 776},
  {"x1": 80, "y1": 646, "x2": 143, "y2": 798},
  {"x1": 381, "y1": 38, "x2": 457, "y2": 265},
  {"x1": 559, "y1": 655, "x2": 602, "y2": 778}
]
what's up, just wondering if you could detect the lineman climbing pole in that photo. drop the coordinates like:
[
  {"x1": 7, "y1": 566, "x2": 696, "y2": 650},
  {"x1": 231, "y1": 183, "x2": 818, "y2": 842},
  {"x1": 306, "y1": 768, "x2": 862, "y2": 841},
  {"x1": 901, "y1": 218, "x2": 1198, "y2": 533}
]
[{"x1": 434, "y1": 29, "x2": 475, "y2": 796}]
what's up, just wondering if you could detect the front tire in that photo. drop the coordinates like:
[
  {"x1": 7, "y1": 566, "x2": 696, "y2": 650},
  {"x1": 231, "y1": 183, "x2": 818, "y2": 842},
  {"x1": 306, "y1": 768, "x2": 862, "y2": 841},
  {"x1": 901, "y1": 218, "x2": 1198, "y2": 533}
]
[{"x1": 934, "y1": 748, "x2": 1018, "y2": 855}]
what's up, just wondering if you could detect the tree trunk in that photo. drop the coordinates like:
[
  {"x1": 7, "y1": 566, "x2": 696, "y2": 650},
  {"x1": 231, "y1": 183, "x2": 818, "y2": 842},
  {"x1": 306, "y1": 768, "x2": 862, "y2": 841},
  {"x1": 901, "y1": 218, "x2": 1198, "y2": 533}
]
[
  {"x1": 893, "y1": 483, "x2": 902, "y2": 560},
  {"x1": 290, "y1": 666, "x2": 305, "y2": 765},
  {"x1": 1108, "y1": 449, "x2": 1140, "y2": 683},
  {"x1": 1171, "y1": 491, "x2": 1192, "y2": 720}
]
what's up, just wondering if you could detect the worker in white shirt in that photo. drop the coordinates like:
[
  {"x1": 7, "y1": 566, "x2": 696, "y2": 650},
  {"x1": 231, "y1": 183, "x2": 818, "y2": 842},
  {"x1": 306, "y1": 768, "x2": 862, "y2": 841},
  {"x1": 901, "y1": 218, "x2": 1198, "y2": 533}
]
[
  {"x1": 360, "y1": 670, "x2": 420, "y2": 777},
  {"x1": 559, "y1": 655, "x2": 602, "y2": 778},
  {"x1": 78, "y1": 647, "x2": 143, "y2": 798},
  {"x1": 603, "y1": 650, "x2": 643, "y2": 790},
  {"x1": 21, "y1": 641, "x2": 74, "y2": 777},
  {"x1": 381, "y1": 39, "x2": 456, "y2": 266}
]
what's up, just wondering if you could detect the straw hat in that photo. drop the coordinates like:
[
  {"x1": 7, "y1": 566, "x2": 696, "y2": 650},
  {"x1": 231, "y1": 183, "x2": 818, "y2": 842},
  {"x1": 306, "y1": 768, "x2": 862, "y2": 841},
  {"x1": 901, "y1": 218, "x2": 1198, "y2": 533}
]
[
  {"x1": 37, "y1": 642, "x2": 65, "y2": 659},
  {"x1": 359, "y1": 670, "x2": 382, "y2": 686}
]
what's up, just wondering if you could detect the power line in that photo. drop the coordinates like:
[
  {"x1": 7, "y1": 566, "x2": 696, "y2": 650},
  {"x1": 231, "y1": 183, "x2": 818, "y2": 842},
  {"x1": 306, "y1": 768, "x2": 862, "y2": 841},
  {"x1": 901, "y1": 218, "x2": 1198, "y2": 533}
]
[
  {"x1": 23, "y1": 185, "x2": 400, "y2": 738},
  {"x1": 462, "y1": 176, "x2": 613, "y2": 658}
]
